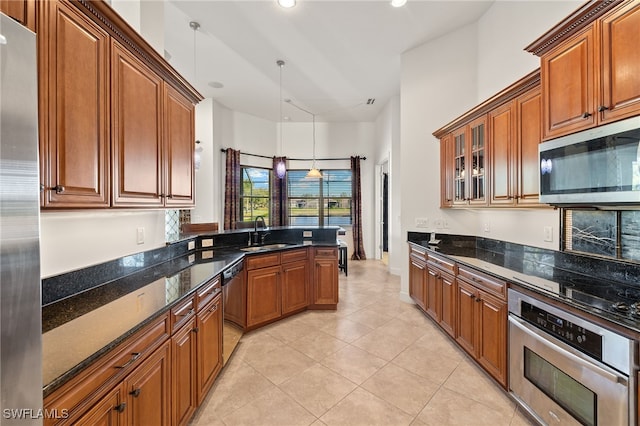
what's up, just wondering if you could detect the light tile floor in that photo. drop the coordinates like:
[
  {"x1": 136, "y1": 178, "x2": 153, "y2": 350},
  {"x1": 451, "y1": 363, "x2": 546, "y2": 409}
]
[{"x1": 190, "y1": 260, "x2": 535, "y2": 426}]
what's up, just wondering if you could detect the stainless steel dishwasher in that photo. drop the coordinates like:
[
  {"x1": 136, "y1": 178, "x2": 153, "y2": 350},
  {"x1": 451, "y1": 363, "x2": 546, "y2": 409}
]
[{"x1": 222, "y1": 260, "x2": 245, "y2": 365}]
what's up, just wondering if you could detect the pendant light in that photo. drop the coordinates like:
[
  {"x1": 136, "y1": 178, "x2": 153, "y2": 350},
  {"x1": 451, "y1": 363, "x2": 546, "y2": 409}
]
[
  {"x1": 305, "y1": 112, "x2": 323, "y2": 179},
  {"x1": 276, "y1": 60, "x2": 287, "y2": 179}
]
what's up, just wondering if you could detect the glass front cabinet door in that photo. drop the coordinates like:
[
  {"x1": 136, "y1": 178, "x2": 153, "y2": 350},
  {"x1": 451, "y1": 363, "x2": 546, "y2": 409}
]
[{"x1": 447, "y1": 116, "x2": 488, "y2": 206}]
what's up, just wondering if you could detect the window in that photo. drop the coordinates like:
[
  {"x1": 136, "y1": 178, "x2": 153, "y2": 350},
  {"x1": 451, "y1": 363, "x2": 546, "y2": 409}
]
[
  {"x1": 240, "y1": 167, "x2": 271, "y2": 225},
  {"x1": 288, "y1": 169, "x2": 352, "y2": 226},
  {"x1": 563, "y1": 209, "x2": 640, "y2": 263}
]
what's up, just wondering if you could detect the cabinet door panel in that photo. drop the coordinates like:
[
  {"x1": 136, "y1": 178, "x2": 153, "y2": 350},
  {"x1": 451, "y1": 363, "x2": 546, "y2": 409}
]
[
  {"x1": 197, "y1": 295, "x2": 222, "y2": 404},
  {"x1": 246, "y1": 266, "x2": 281, "y2": 327},
  {"x1": 313, "y1": 258, "x2": 338, "y2": 306},
  {"x1": 477, "y1": 292, "x2": 507, "y2": 387},
  {"x1": 601, "y1": 1, "x2": 640, "y2": 123},
  {"x1": 164, "y1": 86, "x2": 194, "y2": 206},
  {"x1": 125, "y1": 341, "x2": 171, "y2": 426},
  {"x1": 74, "y1": 385, "x2": 125, "y2": 426},
  {"x1": 425, "y1": 267, "x2": 440, "y2": 321},
  {"x1": 542, "y1": 26, "x2": 596, "y2": 139},
  {"x1": 172, "y1": 318, "x2": 197, "y2": 426},
  {"x1": 456, "y1": 280, "x2": 477, "y2": 356},
  {"x1": 515, "y1": 88, "x2": 542, "y2": 205},
  {"x1": 440, "y1": 272, "x2": 456, "y2": 338},
  {"x1": 43, "y1": 2, "x2": 110, "y2": 207},
  {"x1": 468, "y1": 116, "x2": 488, "y2": 206},
  {"x1": 489, "y1": 102, "x2": 514, "y2": 205},
  {"x1": 409, "y1": 258, "x2": 427, "y2": 310},
  {"x1": 0, "y1": 0, "x2": 35, "y2": 31},
  {"x1": 440, "y1": 134, "x2": 454, "y2": 207},
  {"x1": 282, "y1": 260, "x2": 309, "y2": 314},
  {"x1": 112, "y1": 41, "x2": 163, "y2": 206}
]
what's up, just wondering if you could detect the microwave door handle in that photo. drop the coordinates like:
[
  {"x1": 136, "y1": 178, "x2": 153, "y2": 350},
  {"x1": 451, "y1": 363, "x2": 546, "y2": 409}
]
[{"x1": 509, "y1": 316, "x2": 626, "y2": 386}]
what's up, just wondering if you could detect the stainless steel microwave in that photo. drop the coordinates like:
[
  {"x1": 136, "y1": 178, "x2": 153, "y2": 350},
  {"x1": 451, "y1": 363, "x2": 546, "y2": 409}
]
[{"x1": 539, "y1": 116, "x2": 640, "y2": 206}]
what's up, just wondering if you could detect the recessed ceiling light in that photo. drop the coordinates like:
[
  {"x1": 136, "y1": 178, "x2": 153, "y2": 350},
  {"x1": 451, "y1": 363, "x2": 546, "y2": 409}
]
[
  {"x1": 208, "y1": 81, "x2": 224, "y2": 89},
  {"x1": 391, "y1": 0, "x2": 407, "y2": 7},
  {"x1": 277, "y1": 0, "x2": 296, "y2": 8},
  {"x1": 283, "y1": 116, "x2": 290, "y2": 121}
]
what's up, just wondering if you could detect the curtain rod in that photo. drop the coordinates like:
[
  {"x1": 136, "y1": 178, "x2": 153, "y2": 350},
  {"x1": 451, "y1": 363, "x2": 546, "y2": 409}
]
[{"x1": 220, "y1": 148, "x2": 366, "y2": 161}]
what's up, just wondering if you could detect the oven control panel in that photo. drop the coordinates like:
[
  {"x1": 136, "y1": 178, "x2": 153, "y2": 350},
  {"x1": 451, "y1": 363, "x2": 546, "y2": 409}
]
[{"x1": 521, "y1": 301, "x2": 603, "y2": 360}]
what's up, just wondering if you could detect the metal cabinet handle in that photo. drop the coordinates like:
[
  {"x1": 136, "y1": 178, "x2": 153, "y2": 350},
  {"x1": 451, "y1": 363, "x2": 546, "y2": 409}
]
[
  {"x1": 582, "y1": 112, "x2": 592, "y2": 118},
  {"x1": 179, "y1": 308, "x2": 195, "y2": 317},
  {"x1": 51, "y1": 185, "x2": 65, "y2": 194},
  {"x1": 192, "y1": 327, "x2": 199, "y2": 333},
  {"x1": 114, "y1": 403, "x2": 126, "y2": 413},
  {"x1": 115, "y1": 352, "x2": 141, "y2": 369},
  {"x1": 598, "y1": 105, "x2": 609, "y2": 112},
  {"x1": 475, "y1": 297, "x2": 482, "y2": 302},
  {"x1": 130, "y1": 388, "x2": 141, "y2": 397}
]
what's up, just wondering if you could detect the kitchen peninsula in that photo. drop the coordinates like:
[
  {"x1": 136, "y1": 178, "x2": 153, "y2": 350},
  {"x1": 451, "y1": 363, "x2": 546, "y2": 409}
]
[{"x1": 42, "y1": 226, "x2": 340, "y2": 425}]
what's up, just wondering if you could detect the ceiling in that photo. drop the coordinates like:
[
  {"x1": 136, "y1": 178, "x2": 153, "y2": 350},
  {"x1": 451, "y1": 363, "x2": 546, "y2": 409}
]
[{"x1": 164, "y1": 0, "x2": 495, "y2": 123}]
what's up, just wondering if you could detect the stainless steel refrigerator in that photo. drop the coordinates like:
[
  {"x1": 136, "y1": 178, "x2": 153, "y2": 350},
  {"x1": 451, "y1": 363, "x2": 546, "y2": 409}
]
[{"x1": 0, "y1": 12, "x2": 42, "y2": 425}]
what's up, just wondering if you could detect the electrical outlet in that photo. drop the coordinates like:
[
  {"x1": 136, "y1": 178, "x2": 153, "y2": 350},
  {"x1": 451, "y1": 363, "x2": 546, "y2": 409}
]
[
  {"x1": 484, "y1": 223, "x2": 490, "y2": 233},
  {"x1": 544, "y1": 226, "x2": 553, "y2": 242},
  {"x1": 202, "y1": 238, "x2": 213, "y2": 247},
  {"x1": 443, "y1": 219, "x2": 450, "y2": 229},
  {"x1": 188, "y1": 241, "x2": 195, "y2": 250},
  {"x1": 434, "y1": 219, "x2": 443, "y2": 229},
  {"x1": 303, "y1": 230, "x2": 313, "y2": 238},
  {"x1": 415, "y1": 217, "x2": 429, "y2": 228},
  {"x1": 136, "y1": 227, "x2": 145, "y2": 244}
]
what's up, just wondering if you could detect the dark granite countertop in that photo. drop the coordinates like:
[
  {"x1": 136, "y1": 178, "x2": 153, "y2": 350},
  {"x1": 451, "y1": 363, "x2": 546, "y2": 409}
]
[
  {"x1": 42, "y1": 241, "x2": 338, "y2": 397},
  {"x1": 408, "y1": 235, "x2": 640, "y2": 335}
]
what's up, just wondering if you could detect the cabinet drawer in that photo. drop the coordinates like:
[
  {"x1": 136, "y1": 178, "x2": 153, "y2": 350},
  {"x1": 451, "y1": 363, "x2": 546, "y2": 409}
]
[
  {"x1": 44, "y1": 313, "x2": 170, "y2": 424},
  {"x1": 281, "y1": 248, "x2": 308, "y2": 264},
  {"x1": 246, "y1": 252, "x2": 281, "y2": 270},
  {"x1": 171, "y1": 295, "x2": 196, "y2": 333},
  {"x1": 196, "y1": 275, "x2": 221, "y2": 310},
  {"x1": 427, "y1": 252, "x2": 455, "y2": 274},
  {"x1": 457, "y1": 266, "x2": 506, "y2": 299},
  {"x1": 315, "y1": 247, "x2": 337, "y2": 258},
  {"x1": 409, "y1": 244, "x2": 427, "y2": 262}
]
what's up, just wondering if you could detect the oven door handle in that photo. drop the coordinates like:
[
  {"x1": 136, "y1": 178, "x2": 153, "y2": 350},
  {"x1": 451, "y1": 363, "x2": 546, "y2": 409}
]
[{"x1": 509, "y1": 315, "x2": 627, "y2": 386}]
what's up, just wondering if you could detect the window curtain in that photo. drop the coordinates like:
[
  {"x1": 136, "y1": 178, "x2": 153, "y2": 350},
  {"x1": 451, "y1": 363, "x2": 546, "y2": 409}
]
[
  {"x1": 271, "y1": 156, "x2": 288, "y2": 227},
  {"x1": 351, "y1": 156, "x2": 366, "y2": 260},
  {"x1": 223, "y1": 148, "x2": 241, "y2": 229}
]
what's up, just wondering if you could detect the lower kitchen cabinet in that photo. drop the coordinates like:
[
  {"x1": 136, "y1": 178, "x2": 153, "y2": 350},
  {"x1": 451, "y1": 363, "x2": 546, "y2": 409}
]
[
  {"x1": 312, "y1": 247, "x2": 339, "y2": 307},
  {"x1": 172, "y1": 317, "x2": 197, "y2": 426},
  {"x1": 123, "y1": 340, "x2": 171, "y2": 426},
  {"x1": 246, "y1": 265, "x2": 282, "y2": 328},
  {"x1": 425, "y1": 253, "x2": 456, "y2": 338},
  {"x1": 456, "y1": 271, "x2": 508, "y2": 388},
  {"x1": 196, "y1": 294, "x2": 223, "y2": 404},
  {"x1": 74, "y1": 386, "x2": 125, "y2": 426},
  {"x1": 409, "y1": 246, "x2": 427, "y2": 310},
  {"x1": 281, "y1": 258, "x2": 310, "y2": 314}
]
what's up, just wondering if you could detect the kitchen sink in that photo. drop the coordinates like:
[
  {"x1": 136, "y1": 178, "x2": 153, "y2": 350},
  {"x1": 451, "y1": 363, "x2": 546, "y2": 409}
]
[{"x1": 240, "y1": 243, "x2": 293, "y2": 252}]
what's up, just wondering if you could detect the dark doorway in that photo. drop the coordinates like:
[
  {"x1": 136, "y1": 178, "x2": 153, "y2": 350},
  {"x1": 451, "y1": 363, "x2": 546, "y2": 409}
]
[{"x1": 383, "y1": 172, "x2": 389, "y2": 252}]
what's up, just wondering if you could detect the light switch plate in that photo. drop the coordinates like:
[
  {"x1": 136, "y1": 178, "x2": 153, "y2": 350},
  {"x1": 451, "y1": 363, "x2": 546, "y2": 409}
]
[
  {"x1": 188, "y1": 241, "x2": 195, "y2": 250},
  {"x1": 201, "y1": 238, "x2": 213, "y2": 248},
  {"x1": 303, "y1": 230, "x2": 312, "y2": 238},
  {"x1": 544, "y1": 226, "x2": 553, "y2": 242}
]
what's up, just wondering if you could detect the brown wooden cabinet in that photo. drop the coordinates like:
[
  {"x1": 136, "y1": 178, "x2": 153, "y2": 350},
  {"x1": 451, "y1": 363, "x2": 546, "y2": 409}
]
[
  {"x1": 74, "y1": 386, "x2": 125, "y2": 426},
  {"x1": 36, "y1": 0, "x2": 201, "y2": 209},
  {"x1": 409, "y1": 245, "x2": 427, "y2": 310},
  {"x1": 448, "y1": 117, "x2": 488, "y2": 206},
  {"x1": 0, "y1": 0, "x2": 35, "y2": 31},
  {"x1": 528, "y1": 0, "x2": 640, "y2": 140},
  {"x1": 111, "y1": 40, "x2": 164, "y2": 207},
  {"x1": 38, "y1": 0, "x2": 111, "y2": 208},
  {"x1": 246, "y1": 265, "x2": 281, "y2": 327},
  {"x1": 124, "y1": 340, "x2": 171, "y2": 426},
  {"x1": 456, "y1": 266, "x2": 507, "y2": 388},
  {"x1": 312, "y1": 247, "x2": 339, "y2": 307},
  {"x1": 196, "y1": 293, "x2": 222, "y2": 404},
  {"x1": 425, "y1": 253, "x2": 456, "y2": 338},
  {"x1": 171, "y1": 316, "x2": 197, "y2": 426},
  {"x1": 439, "y1": 134, "x2": 454, "y2": 207},
  {"x1": 281, "y1": 251, "x2": 310, "y2": 314},
  {"x1": 489, "y1": 86, "x2": 543, "y2": 206},
  {"x1": 164, "y1": 85, "x2": 195, "y2": 207}
]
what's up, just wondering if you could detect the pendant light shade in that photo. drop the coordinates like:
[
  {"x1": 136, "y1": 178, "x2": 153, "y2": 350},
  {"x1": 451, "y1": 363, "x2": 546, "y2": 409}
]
[
  {"x1": 305, "y1": 167, "x2": 323, "y2": 179},
  {"x1": 276, "y1": 160, "x2": 286, "y2": 179}
]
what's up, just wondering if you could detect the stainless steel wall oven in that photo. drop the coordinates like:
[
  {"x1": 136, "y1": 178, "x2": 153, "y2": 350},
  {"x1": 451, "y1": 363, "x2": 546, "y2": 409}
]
[{"x1": 508, "y1": 289, "x2": 637, "y2": 426}]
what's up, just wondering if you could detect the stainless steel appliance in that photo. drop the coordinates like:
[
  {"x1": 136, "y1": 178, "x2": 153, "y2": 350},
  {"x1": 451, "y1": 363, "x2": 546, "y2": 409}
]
[
  {"x1": 508, "y1": 289, "x2": 636, "y2": 426},
  {"x1": 0, "y1": 13, "x2": 42, "y2": 425},
  {"x1": 222, "y1": 260, "x2": 245, "y2": 365},
  {"x1": 539, "y1": 115, "x2": 640, "y2": 206}
]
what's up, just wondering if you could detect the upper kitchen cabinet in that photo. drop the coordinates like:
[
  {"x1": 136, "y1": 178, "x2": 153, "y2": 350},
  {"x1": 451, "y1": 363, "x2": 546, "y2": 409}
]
[
  {"x1": 37, "y1": 0, "x2": 202, "y2": 209},
  {"x1": 111, "y1": 41, "x2": 164, "y2": 207},
  {"x1": 0, "y1": 0, "x2": 35, "y2": 32},
  {"x1": 527, "y1": 0, "x2": 640, "y2": 140},
  {"x1": 435, "y1": 70, "x2": 543, "y2": 209},
  {"x1": 38, "y1": 0, "x2": 110, "y2": 208}
]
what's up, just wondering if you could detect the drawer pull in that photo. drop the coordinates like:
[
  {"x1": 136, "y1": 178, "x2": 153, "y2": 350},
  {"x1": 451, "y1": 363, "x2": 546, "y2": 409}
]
[
  {"x1": 192, "y1": 327, "x2": 199, "y2": 333},
  {"x1": 116, "y1": 352, "x2": 141, "y2": 369},
  {"x1": 475, "y1": 297, "x2": 482, "y2": 302},
  {"x1": 114, "y1": 403, "x2": 126, "y2": 413},
  {"x1": 130, "y1": 388, "x2": 141, "y2": 397},
  {"x1": 179, "y1": 308, "x2": 195, "y2": 317}
]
